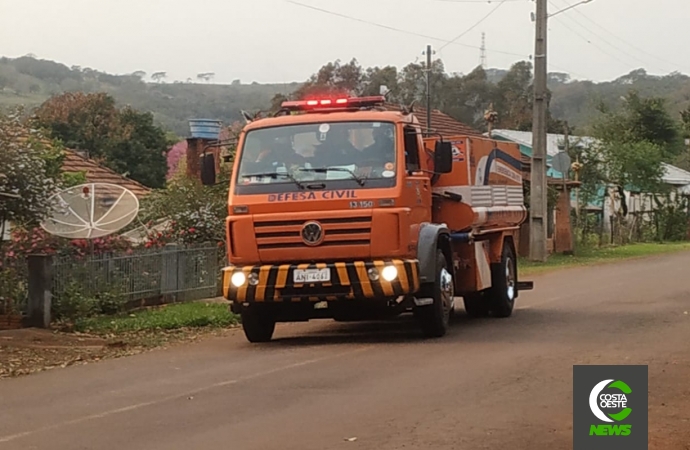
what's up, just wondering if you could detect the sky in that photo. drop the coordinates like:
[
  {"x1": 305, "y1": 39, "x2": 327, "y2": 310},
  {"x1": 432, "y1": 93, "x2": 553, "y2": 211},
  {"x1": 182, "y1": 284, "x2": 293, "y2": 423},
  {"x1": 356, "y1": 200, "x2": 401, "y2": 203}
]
[{"x1": 1, "y1": 0, "x2": 689, "y2": 84}]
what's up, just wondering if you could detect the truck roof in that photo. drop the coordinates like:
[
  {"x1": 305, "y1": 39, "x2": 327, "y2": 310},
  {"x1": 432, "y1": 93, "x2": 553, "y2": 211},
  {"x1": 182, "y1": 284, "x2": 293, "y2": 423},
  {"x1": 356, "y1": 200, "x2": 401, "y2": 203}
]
[{"x1": 242, "y1": 110, "x2": 417, "y2": 132}]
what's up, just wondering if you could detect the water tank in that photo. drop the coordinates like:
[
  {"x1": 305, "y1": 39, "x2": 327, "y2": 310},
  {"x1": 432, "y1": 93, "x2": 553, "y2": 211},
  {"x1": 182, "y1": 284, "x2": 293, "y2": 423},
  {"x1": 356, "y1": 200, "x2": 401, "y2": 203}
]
[{"x1": 189, "y1": 119, "x2": 222, "y2": 140}]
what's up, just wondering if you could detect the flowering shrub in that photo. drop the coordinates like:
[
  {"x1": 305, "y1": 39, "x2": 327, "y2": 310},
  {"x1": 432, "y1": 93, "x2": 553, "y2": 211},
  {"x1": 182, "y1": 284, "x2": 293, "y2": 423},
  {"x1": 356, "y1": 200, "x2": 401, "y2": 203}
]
[
  {"x1": 141, "y1": 165, "x2": 231, "y2": 248},
  {"x1": 2, "y1": 226, "x2": 132, "y2": 260}
]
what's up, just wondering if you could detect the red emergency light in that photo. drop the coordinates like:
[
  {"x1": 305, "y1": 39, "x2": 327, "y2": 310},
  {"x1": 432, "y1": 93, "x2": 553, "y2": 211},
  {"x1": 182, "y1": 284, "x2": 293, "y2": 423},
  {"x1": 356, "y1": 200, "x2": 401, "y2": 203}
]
[{"x1": 281, "y1": 95, "x2": 386, "y2": 112}]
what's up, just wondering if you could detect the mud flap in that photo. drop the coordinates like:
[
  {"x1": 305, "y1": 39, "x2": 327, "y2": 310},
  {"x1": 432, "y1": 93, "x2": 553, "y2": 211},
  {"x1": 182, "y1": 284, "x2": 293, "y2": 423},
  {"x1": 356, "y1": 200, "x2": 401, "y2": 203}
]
[{"x1": 517, "y1": 281, "x2": 534, "y2": 291}]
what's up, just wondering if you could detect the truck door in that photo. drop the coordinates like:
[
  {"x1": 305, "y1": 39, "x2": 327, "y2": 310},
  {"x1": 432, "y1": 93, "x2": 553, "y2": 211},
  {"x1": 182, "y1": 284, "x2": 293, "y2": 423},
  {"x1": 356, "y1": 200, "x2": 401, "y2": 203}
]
[{"x1": 402, "y1": 125, "x2": 432, "y2": 238}]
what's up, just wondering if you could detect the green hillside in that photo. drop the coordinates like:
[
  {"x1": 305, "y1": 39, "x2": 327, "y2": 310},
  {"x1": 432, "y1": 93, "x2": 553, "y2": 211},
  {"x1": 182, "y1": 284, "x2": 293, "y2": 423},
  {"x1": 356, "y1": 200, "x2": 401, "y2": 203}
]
[
  {"x1": 0, "y1": 56, "x2": 299, "y2": 136},
  {"x1": 2, "y1": 56, "x2": 690, "y2": 136}
]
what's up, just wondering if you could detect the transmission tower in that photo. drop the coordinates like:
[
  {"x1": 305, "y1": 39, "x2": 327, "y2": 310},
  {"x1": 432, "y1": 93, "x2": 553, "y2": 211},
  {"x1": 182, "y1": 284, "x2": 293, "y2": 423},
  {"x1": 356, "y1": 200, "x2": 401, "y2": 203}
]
[{"x1": 479, "y1": 32, "x2": 487, "y2": 68}]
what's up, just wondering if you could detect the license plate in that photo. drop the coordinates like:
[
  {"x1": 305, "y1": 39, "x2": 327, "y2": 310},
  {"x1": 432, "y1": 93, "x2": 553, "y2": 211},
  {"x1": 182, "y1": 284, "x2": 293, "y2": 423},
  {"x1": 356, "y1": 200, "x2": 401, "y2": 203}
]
[{"x1": 293, "y1": 268, "x2": 331, "y2": 284}]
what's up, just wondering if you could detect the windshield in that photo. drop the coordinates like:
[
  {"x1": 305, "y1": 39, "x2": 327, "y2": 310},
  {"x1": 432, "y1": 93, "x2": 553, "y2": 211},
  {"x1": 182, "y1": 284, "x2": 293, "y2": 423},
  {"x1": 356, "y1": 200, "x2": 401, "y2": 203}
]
[{"x1": 235, "y1": 121, "x2": 397, "y2": 194}]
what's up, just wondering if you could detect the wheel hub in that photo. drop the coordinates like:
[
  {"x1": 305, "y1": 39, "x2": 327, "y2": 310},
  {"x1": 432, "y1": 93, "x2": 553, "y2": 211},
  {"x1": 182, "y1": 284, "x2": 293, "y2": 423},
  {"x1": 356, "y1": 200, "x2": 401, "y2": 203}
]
[
  {"x1": 440, "y1": 268, "x2": 453, "y2": 308},
  {"x1": 506, "y1": 257, "x2": 516, "y2": 300}
]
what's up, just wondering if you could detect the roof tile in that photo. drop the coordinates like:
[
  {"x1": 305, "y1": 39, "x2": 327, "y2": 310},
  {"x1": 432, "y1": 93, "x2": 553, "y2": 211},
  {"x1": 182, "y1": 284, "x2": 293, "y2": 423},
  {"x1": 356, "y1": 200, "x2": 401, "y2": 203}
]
[
  {"x1": 62, "y1": 150, "x2": 151, "y2": 198},
  {"x1": 384, "y1": 103, "x2": 482, "y2": 137}
]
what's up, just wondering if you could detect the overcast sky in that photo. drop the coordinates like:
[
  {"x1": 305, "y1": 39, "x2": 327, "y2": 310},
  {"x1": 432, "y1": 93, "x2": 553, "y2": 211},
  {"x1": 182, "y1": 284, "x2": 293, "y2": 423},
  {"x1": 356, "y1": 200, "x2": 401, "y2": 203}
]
[{"x1": 1, "y1": 0, "x2": 688, "y2": 84}]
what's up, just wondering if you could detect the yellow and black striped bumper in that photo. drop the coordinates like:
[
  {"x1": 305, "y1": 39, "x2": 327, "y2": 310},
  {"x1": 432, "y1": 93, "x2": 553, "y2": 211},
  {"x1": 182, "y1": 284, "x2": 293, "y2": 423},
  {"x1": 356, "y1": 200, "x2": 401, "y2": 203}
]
[{"x1": 223, "y1": 260, "x2": 420, "y2": 303}]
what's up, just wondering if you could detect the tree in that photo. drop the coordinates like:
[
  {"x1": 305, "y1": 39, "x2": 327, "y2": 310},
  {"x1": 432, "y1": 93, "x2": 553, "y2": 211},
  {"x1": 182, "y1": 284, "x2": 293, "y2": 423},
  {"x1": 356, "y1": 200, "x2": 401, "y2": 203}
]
[
  {"x1": 397, "y1": 59, "x2": 446, "y2": 106},
  {"x1": 34, "y1": 92, "x2": 120, "y2": 159},
  {"x1": 584, "y1": 94, "x2": 669, "y2": 225},
  {"x1": 294, "y1": 58, "x2": 365, "y2": 98},
  {"x1": 596, "y1": 91, "x2": 682, "y2": 160},
  {"x1": 494, "y1": 61, "x2": 533, "y2": 130},
  {"x1": 440, "y1": 65, "x2": 494, "y2": 129},
  {"x1": 106, "y1": 108, "x2": 169, "y2": 188},
  {"x1": 361, "y1": 66, "x2": 399, "y2": 98},
  {"x1": 35, "y1": 92, "x2": 170, "y2": 188},
  {"x1": 132, "y1": 70, "x2": 147, "y2": 80},
  {"x1": 197, "y1": 72, "x2": 215, "y2": 83},
  {"x1": 0, "y1": 109, "x2": 63, "y2": 228},
  {"x1": 547, "y1": 72, "x2": 571, "y2": 86},
  {"x1": 151, "y1": 72, "x2": 167, "y2": 83},
  {"x1": 270, "y1": 93, "x2": 289, "y2": 113}
]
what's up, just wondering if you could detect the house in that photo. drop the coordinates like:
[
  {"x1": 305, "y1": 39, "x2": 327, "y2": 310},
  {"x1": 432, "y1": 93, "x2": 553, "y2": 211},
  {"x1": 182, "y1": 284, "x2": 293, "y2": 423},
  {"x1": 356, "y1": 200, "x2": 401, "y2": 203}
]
[
  {"x1": 488, "y1": 129, "x2": 690, "y2": 239},
  {"x1": 489, "y1": 129, "x2": 599, "y2": 179}
]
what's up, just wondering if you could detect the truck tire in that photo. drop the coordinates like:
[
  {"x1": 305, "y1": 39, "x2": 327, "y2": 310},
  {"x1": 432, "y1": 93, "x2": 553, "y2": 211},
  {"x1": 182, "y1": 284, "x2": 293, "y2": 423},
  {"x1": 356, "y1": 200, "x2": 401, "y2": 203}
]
[
  {"x1": 463, "y1": 292, "x2": 490, "y2": 318},
  {"x1": 416, "y1": 250, "x2": 453, "y2": 338},
  {"x1": 486, "y1": 242, "x2": 517, "y2": 318},
  {"x1": 241, "y1": 309, "x2": 276, "y2": 343}
]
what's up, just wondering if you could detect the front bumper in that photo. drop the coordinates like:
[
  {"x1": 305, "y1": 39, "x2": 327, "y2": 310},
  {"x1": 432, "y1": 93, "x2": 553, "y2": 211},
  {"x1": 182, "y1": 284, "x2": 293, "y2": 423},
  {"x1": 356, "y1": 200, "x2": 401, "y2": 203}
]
[{"x1": 223, "y1": 260, "x2": 420, "y2": 303}]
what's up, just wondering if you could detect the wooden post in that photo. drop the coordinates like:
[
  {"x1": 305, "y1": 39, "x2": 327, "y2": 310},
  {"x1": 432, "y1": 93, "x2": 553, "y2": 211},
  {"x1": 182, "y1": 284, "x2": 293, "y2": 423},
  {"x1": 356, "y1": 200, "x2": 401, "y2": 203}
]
[
  {"x1": 554, "y1": 184, "x2": 574, "y2": 254},
  {"x1": 27, "y1": 254, "x2": 53, "y2": 328}
]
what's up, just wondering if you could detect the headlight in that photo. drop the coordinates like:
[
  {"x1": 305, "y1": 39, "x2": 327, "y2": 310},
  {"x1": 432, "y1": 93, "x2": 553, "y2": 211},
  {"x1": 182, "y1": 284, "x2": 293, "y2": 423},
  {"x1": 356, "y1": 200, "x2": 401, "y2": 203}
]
[
  {"x1": 382, "y1": 265, "x2": 398, "y2": 282},
  {"x1": 231, "y1": 271, "x2": 247, "y2": 287}
]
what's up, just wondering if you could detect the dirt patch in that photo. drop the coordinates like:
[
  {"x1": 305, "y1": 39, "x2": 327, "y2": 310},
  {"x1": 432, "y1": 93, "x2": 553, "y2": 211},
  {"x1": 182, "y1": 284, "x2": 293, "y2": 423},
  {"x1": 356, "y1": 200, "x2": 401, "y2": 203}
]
[
  {"x1": 648, "y1": 354, "x2": 690, "y2": 449},
  {"x1": 0, "y1": 327, "x2": 236, "y2": 379}
]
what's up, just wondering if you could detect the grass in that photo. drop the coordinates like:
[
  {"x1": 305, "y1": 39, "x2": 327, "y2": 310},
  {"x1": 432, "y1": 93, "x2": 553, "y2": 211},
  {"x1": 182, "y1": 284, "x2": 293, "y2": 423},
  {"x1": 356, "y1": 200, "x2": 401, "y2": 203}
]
[
  {"x1": 519, "y1": 241, "x2": 690, "y2": 276},
  {"x1": 75, "y1": 302, "x2": 239, "y2": 335}
]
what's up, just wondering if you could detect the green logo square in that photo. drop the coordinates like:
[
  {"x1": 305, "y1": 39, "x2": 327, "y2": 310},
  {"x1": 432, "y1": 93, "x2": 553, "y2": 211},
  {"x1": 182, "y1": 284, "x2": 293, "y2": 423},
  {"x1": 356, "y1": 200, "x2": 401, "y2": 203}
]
[{"x1": 573, "y1": 365, "x2": 648, "y2": 450}]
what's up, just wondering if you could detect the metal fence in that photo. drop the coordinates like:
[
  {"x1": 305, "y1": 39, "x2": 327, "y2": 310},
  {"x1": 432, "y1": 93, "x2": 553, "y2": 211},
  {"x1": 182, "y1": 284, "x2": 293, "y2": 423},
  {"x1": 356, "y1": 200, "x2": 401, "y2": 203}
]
[
  {"x1": 51, "y1": 244, "x2": 222, "y2": 309},
  {"x1": 0, "y1": 254, "x2": 28, "y2": 315}
]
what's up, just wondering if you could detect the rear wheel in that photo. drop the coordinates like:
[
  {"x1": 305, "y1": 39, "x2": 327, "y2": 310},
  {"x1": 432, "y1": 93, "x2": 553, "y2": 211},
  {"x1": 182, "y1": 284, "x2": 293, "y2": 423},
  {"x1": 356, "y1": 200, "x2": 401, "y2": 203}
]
[
  {"x1": 416, "y1": 250, "x2": 453, "y2": 338},
  {"x1": 486, "y1": 242, "x2": 517, "y2": 318},
  {"x1": 241, "y1": 308, "x2": 276, "y2": 343}
]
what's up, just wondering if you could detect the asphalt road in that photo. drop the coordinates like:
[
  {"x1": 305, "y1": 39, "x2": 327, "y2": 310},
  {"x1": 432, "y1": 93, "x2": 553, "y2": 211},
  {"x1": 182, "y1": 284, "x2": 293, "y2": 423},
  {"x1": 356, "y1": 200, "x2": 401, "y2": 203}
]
[{"x1": 1, "y1": 252, "x2": 690, "y2": 450}]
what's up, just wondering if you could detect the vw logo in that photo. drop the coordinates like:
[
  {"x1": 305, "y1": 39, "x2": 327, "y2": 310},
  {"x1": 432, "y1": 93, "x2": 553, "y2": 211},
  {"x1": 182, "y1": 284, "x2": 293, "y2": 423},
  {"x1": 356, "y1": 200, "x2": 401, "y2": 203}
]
[{"x1": 301, "y1": 221, "x2": 324, "y2": 246}]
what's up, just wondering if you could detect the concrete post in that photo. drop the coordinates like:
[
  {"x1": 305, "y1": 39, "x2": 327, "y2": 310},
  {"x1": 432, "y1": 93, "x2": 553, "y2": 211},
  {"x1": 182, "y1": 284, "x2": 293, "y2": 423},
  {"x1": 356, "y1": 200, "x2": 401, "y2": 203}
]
[{"x1": 27, "y1": 254, "x2": 53, "y2": 328}]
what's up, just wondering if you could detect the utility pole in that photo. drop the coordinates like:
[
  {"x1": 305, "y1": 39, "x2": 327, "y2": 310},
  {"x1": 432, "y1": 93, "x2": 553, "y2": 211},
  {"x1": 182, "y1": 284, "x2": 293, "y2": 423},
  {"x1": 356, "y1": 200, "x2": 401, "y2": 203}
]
[
  {"x1": 424, "y1": 44, "x2": 433, "y2": 135},
  {"x1": 529, "y1": 0, "x2": 548, "y2": 262}
]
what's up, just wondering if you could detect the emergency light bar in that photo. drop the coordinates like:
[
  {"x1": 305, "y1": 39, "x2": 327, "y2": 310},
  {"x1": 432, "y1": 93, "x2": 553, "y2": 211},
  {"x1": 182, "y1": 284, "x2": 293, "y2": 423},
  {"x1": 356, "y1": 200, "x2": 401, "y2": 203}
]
[{"x1": 280, "y1": 95, "x2": 386, "y2": 112}]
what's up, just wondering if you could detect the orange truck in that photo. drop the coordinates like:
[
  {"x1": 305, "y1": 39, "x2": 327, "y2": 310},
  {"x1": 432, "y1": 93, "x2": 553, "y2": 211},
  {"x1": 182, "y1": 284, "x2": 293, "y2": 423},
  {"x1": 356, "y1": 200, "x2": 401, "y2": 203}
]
[{"x1": 201, "y1": 95, "x2": 533, "y2": 343}]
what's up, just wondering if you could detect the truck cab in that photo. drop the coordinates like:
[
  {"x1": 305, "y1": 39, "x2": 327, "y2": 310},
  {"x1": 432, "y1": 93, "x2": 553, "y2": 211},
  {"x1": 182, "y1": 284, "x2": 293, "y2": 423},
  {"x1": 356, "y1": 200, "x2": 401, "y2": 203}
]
[{"x1": 206, "y1": 95, "x2": 532, "y2": 342}]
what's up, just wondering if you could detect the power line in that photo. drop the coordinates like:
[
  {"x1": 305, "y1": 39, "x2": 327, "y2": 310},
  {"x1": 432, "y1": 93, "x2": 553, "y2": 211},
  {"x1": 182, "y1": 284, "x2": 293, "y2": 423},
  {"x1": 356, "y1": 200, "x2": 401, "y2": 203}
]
[
  {"x1": 284, "y1": 0, "x2": 585, "y2": 77},
  {"x1": 566, "y1": 5, "x2": 689, "y2": 73},
  {"x1": 548, "y1": 0, "x2": 667, "y2": 73},
  {"x1": 547, "y1": 1, "x2": 641, "y2": 70},
  {"x1": 438, "y1": 0, "x2": 508, "y2": 51},
  {"x1": 285, "y1": 0, "x2": 526, "y2": 58},
  {"x1": 429, "y1": 0, "x2": 526, "y2": 3}
]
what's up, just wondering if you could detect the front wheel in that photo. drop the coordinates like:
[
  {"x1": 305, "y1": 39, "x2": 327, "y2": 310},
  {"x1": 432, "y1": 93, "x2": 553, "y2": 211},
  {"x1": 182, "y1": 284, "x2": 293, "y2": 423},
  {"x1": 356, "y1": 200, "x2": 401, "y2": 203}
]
[
  {"x1": 416, "y1": 250, "x2": 453, "y2": 338},
  {"x1": 486, "y1": 242, "x2": 517, "y2": 318},
  {"x1": 241, "y1": 308, "x2": 276, "y2": 343}
]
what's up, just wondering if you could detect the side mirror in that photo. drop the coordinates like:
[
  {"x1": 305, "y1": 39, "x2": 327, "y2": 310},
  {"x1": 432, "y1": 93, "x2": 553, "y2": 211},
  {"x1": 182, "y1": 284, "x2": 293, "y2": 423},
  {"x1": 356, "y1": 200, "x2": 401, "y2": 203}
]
[
  {"x1": 201, "y1": 153, "x2": 216, "y2": 186},
  {"x1": 434, "y1": 141, "x2": 453, "y2": 174}
]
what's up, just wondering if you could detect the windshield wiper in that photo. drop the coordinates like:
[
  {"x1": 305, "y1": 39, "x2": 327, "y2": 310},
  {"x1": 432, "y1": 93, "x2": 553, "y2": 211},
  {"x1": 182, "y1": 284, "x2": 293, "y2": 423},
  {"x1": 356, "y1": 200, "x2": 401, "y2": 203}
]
[
  {"x1": 298, "y1": 167, "x2": 366, "y2": 186},
  {"x1": 242, "y1": 171, "x2": 305, "y2": 189}
]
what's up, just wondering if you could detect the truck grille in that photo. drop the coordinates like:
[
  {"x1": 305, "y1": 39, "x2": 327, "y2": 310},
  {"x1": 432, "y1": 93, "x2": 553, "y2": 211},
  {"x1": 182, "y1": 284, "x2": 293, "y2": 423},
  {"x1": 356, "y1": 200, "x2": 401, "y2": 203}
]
[{"x1": 254, "y1": 216, "x2": 372, "y2": 250}]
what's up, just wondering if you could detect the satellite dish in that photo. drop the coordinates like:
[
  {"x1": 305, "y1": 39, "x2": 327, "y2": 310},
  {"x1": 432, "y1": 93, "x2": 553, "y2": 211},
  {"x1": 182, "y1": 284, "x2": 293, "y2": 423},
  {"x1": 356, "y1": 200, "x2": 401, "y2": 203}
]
[{"x1": 41, "y1": 183, "x2": 140, "y2": 239}]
